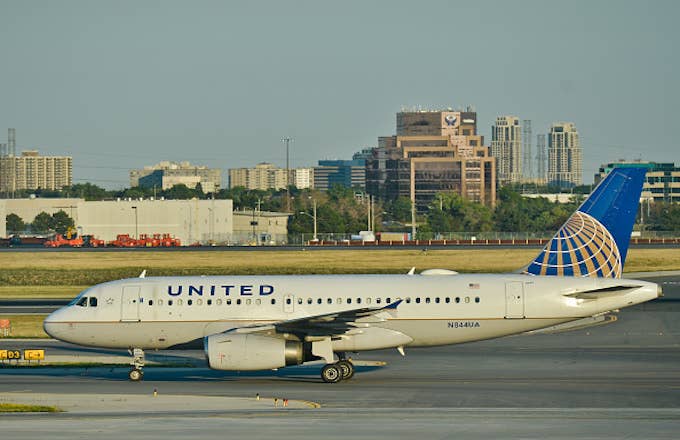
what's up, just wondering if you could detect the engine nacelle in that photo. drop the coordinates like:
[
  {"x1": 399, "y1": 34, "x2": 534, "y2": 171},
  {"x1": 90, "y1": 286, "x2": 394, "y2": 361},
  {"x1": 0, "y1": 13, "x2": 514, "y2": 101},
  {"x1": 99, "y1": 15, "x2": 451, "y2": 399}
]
[{"x1": 204, "y1": 333, "x2": 305, "y2": 371}]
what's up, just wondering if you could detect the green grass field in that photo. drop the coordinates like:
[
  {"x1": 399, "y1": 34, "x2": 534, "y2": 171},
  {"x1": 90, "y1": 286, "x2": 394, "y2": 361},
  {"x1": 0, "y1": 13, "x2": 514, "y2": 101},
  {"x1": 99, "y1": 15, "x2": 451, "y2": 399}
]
[
  {"x1": 1, "y1": 247, "x2": 678, "y2": 338},
  {"x1": 0, "y1": 403, "x2": 61, "y2": 413}
]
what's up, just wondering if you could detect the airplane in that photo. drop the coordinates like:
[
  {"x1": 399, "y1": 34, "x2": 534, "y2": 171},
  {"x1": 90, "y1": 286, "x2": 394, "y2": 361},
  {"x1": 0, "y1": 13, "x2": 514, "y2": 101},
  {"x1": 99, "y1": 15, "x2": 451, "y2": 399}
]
[{"x1": 43, "y1": 167, "x2": 661, "y2": 383}]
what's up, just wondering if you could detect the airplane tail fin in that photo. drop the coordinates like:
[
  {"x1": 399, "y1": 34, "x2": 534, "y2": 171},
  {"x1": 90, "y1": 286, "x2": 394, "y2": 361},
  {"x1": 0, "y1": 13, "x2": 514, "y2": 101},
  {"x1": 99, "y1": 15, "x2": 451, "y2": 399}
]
[{"x1": 523, "y1": 167, "x2": 647, "y2": 278}]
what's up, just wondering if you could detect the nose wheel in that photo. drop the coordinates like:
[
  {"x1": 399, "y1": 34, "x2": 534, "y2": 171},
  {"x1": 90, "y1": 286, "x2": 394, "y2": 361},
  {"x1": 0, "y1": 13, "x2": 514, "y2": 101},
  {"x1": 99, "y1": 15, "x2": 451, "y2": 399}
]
[{"x1": 128, "y1": 348, "x2": 145, "y2": 381}]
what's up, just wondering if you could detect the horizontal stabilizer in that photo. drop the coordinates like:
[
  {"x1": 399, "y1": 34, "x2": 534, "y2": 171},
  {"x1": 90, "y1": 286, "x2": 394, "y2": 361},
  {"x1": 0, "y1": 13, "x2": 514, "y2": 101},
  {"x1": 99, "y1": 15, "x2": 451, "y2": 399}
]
[
  {"x1": 525, "y1": 313, "x2": 618, "y2": 335},
  {"x1": 564, "y1": 285, "x2": 642, "y2": 300}
]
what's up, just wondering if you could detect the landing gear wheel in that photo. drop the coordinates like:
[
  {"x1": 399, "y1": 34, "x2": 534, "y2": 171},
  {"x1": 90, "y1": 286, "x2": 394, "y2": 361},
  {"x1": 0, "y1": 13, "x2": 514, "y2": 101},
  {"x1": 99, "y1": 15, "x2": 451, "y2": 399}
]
[
  {"x1": 336, "y1": 360, "x2": 355, "y2": 380},
  {"x1": 128, "y1": 368, "x2": 143, "y2": 381},
  {"x1": 321, "y1": 364, "x2": 342, "y2": 383}
]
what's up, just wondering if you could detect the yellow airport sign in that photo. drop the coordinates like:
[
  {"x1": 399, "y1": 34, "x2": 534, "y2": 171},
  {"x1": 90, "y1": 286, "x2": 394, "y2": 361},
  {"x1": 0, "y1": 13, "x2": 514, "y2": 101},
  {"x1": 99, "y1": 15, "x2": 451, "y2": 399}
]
[
  {"x1": 0, "y1": 349, "x2": 22, "y2": 360},
  {"x1": 23, "y1": 349, "x2": 45, "y2": 361}
]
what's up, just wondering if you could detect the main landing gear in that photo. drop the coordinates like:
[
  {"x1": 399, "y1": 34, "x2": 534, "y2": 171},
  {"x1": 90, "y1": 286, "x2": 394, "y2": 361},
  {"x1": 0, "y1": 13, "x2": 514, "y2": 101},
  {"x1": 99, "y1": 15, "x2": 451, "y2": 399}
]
[
  {"x1": 128, "y1": 348, "x2": 145, "y2": 381},
  {"x1": 320, "y1": 357, "x2": 355, "y2": 383}
]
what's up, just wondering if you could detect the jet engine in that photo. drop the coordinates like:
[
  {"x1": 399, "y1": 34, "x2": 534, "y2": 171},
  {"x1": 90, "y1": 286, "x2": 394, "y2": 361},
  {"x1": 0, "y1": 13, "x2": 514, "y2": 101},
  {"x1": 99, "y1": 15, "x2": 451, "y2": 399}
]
[{"x1": 204, "y1": 333, "x2": 311, "y2": 371}]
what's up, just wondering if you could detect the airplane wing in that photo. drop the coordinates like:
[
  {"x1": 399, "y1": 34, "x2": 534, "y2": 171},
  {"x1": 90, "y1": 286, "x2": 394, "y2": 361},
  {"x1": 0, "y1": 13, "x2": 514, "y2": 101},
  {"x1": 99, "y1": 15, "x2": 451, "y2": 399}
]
[{"x1": 231, "y1": 300, "x2": 403, "y2": 338}]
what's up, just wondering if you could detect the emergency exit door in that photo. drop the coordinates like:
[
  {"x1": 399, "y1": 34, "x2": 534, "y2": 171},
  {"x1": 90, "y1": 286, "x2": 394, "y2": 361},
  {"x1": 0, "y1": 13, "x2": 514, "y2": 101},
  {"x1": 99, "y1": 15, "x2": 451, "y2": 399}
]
[{"x1": 505, "y1": 281, "x2": 525, "y2": 319}]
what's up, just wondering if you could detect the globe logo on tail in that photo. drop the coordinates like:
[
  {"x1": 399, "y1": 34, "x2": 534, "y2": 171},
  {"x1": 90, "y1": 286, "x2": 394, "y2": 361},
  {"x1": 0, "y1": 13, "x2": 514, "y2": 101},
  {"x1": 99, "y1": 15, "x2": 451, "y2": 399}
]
[{"x1": 526, "y1": 211, "x2": 622, "y2": 278}]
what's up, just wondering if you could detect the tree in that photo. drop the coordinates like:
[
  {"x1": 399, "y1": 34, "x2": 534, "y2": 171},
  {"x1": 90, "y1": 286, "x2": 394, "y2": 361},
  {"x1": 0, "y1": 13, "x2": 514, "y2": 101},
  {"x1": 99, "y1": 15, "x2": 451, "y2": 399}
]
[
  {"x1": 6, "y1": 213, "x2": 25, "y2": 234},
  {"x1": 164, "y1": 184, "x2": 195, "y2": 200},
  {"x1": 31, "y1": 212, "x2": 54, "y2": 234},
  {"x1": 52, "y1": 210, "x2": 75, "y2": 235}
]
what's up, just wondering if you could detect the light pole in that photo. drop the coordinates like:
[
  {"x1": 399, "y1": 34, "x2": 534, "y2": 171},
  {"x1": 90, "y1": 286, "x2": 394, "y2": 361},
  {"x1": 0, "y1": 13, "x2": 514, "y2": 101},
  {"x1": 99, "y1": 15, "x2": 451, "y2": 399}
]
[
  {"x1": 299, "y1": 198, "x2": 317, "y2": 242},
  {"x1": 282, "y1": 137, "x2": 293, "y2": 212},
  {"x1": 131, "y1": 206, "x2": 138, "y2": 239}
]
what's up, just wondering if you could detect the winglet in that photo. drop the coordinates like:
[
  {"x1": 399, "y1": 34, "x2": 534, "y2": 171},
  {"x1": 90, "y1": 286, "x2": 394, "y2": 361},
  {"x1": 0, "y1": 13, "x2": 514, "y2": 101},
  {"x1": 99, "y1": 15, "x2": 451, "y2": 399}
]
[
  {"x1": 407, "y1": 267, "x2": 416, "y2": 275},
  {"x1": 139, "y1": 270, "x2": 147, "y2": 279},
  {"x1": 384, "y1": 299, "x2": 403, "y2": 310}
]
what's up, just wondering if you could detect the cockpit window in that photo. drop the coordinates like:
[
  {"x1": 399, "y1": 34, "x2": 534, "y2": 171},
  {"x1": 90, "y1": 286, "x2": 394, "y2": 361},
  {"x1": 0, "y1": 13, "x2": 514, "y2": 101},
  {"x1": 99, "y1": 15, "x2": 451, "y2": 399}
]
[
  {"x1": 89, "y1": 297, "x2": 98, "y2": 307},
  {"x1": 76, "y1": 297, "x2": 88, "y2": 307}
]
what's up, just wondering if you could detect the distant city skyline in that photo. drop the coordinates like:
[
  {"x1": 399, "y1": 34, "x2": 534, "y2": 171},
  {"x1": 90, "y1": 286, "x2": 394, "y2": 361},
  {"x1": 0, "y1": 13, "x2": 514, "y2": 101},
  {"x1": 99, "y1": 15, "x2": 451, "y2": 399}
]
[{"x1": 1, "y1": 1, "x2": 678, "y2": 189}]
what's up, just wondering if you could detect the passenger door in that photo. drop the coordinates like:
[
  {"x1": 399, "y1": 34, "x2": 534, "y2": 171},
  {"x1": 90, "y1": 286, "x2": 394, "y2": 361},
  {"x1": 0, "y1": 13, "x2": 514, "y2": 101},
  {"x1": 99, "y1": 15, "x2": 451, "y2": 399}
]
[{"x1": 121, "y1": 286, "x2": 141, "y2": 322}]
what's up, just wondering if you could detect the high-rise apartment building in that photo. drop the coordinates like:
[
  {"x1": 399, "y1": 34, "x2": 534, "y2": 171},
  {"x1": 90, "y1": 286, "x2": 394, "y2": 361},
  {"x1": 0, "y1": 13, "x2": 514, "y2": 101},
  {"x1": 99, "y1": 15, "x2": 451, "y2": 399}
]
[
  {"x1": 536, "y1": 134, "x2": 547, "y2": 184},
  {"x1": 547, "y1": 122, "x2": 582, "y2": 188},
  {"x1": 130, "y1": 161, "x2": 221, "y2": 193},
  {"x1": 0, "y1": 150, "x2": 72, "y2": 193},
  {"x1": 228, "y1": 163, "x2": 313, "y2": 190},
  {"x1": 367, "y1": 109, "x2": 496, "y2": 212},
  {"x1": 491, "y1": 116, "x2": 522, "y2": 185}
]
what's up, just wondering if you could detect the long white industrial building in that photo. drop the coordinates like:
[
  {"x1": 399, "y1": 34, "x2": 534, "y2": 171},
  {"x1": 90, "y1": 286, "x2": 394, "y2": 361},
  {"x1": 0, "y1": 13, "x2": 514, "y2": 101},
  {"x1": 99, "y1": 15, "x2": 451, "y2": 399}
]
[{"x1": 0, "y1": 198, "x2": 233, "y2": 245}]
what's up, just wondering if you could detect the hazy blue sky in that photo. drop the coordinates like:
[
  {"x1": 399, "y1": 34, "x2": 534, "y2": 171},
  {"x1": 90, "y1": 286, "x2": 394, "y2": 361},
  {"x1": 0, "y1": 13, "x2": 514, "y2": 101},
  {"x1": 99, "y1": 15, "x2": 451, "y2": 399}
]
[{"x1": 1, "y1": 0, "x2": 678, "y2": 188}]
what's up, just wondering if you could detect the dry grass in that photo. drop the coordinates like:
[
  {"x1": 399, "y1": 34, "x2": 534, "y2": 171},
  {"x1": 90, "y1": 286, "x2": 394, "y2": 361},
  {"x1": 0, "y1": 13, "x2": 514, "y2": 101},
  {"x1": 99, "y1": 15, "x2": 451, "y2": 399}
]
[
  {"x1": 0, "y1": 315, "x2": 49, "y2": 338},
  {"x1": 0, "y1": 248, "x2": 677, "y2": 285}
]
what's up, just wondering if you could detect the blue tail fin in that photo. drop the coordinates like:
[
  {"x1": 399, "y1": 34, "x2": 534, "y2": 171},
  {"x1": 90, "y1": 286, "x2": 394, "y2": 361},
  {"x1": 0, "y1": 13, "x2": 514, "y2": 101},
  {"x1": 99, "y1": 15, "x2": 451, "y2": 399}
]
[{"x1": 524, "y1": 167, "x2": 646, "y2": 278}]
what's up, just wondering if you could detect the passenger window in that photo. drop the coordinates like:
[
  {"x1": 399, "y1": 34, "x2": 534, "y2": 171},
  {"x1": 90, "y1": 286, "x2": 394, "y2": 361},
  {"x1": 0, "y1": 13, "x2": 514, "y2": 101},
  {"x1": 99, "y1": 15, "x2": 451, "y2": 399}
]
[
  {"x1": 286, "y1": 298, "x2": 292, "y2": 305},
  {"x1": 236, "y1": 299, "x2": 242, "y2": 305},
  {"x1": 246, "y1": 299, "x2": 252, "y2": 305},
  {"x1": 147, "y1": 299, "x2": 153, "y2": 306},
  {"x1": 445, "y1": 297, "x2": 450, "y2": 304},
  {"x1": 366, "y1": 298, "x2": 371, "y2": 305},
  {"x1": 298, "y1": 298, "x2": 303, "y2": 305},
  {"x1": 168, "y1": 300, "x2": 173, "y2": 306},
  {"x1": 177, "y1": 299, "x2": 183, "y2": 306},
  {"x1": 317, "y1": 298, "x2": 322, "y2": 305},
  {"x1": 406, "y1": 297, "x2": 411, "y2": 304},
  {"x1": 327, "y1": 298, "x2": 332, "y2": 304},
  {"x1": 376, "y1": 298, "x2": 382, "y2": 304},
  {"x1": 357, "y1": 298, "x2": 362, "y2": 304},
  {"x1": 271, "y1": 299, "x2": 276, "y2": 305},
  {"x1": 347, "y1": 298, "x2": 352, "y2": 304},
  {"x1": 227, "y1": 299, "x2": 232, "y2": 305},
  {"x1": 76, "y1": 297, "x2": 88, "y2": 307},
  {"x1": 256, "y1": 299, "x2": 261, "y2": 305},
  {"x1": 475, "y1": 297, "x2": 480, "y2": 303},
  {"x1": 197, "y1": 299, "x2": 203, "y2": 306},
  {"x1": 187, "y1": 299, "x2": 193, "y2": 306},
  {"x1": 206, "y1": 299, "x2": 211, "y2": 306},
  {"x1": 89, "y1": 297, "x2": 98, "y2": 307},
  {"x1": 216, "y1": 299, "x2": 222, "y2": 305},
  {"x1": 435, "y1": 298, "x2": 440, "y2": 304},
  {"x1": 337, "y1": 298, "x2": 342, "y2": 304},
  {"x1": 307, "y1": 298, "x2": 313, "y2": 305},
  {"x1": 465, "y1": 297, "x2": 470, "y2": 303},
  {"x1": 455, "y1": 297, "x2": 460, "y2": 303},
  {"x1": 158, "y1": 299, "x2": 163, "y2": 306},
  {"x1": 386, "y1": 297, "x2": 391, "y2": 304},
  {"x1": 426, "y1": 298, "x2": 431, "y2": 304}
]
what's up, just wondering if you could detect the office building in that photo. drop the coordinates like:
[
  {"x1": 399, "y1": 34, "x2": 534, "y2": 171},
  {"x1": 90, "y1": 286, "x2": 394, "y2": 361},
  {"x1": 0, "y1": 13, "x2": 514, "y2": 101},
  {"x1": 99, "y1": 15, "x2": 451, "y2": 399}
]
[
  {"x1": 595, "y1": 161, "x2": 680, "y2": 203},
  {"x1": 314, "y1": 157, "x2": 366, "y2": 191},
  {"x1": 367, "y1": 109, "x2": 496, "y2": 212},
  {"x1": 130, "y1": 161, "x2": 221, "y2": 193},
  {"x1": 547, "y1": 122, "x2": 582, "y2": 188}
]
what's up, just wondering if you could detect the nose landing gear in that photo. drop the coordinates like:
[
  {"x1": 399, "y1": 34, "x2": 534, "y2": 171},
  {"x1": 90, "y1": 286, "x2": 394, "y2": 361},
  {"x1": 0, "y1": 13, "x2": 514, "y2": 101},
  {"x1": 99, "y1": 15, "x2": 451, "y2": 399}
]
[{"x1": 128, "y1": 348, "x2": 145, "y2": 381}]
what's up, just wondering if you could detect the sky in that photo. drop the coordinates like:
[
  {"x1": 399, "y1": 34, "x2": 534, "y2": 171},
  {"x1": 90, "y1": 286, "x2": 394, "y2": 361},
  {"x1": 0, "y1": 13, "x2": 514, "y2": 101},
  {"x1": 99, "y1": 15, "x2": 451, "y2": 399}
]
[{"x1": 1, "y1": 0, "x2": 678, "y2": 188}]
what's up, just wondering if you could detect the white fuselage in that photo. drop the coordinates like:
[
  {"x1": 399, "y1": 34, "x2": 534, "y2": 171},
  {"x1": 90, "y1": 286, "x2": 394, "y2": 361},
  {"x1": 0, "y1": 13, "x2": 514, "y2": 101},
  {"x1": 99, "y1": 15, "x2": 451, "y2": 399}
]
[{"x1": 44, "y1": 273, "x2": 659, "y2": 352}]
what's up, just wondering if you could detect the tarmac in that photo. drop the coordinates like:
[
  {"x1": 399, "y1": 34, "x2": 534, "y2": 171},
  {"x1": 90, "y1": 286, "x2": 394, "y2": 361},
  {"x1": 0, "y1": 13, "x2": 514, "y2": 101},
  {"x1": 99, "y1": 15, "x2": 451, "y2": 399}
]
[{"x1": 1, "y1": 271, "x2": 679, "y2": 438}]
